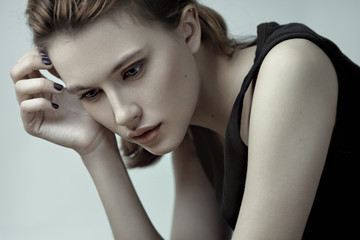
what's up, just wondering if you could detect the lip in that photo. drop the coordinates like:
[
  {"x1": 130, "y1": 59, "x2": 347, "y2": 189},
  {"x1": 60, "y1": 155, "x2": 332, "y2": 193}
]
[{"x1": 128, "y1": 123, "x2": 161, "y2": 145}]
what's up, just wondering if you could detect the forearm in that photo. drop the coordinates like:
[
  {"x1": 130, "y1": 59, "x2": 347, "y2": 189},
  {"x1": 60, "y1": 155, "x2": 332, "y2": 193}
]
[{"x1": 81, "y1": 136, "x2": 162, "y2": 240}]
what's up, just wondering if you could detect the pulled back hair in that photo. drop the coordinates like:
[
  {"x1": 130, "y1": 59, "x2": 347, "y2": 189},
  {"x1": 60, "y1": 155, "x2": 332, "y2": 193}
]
[{"x1": 26, "y1": 0, "x2": 250, "y2": 168}]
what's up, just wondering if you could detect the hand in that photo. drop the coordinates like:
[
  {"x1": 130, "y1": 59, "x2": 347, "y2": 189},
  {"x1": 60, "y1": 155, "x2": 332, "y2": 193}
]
[{"x1": 10, "y1": 49, "x2": 116, "y2": 156}]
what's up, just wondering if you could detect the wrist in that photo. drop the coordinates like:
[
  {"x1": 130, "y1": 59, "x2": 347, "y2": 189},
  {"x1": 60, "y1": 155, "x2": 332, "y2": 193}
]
[{"x1": 79, "y1": 130, "x2": 121, "y2": 162}]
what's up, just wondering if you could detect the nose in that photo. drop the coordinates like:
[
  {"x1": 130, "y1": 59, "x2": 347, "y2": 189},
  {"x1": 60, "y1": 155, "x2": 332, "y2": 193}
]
[{"x1": 108, "y1": 94, "x2": 142, "y2": 128}]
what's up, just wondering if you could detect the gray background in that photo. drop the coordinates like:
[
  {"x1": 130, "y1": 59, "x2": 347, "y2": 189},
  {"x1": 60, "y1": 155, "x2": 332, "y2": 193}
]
[{"x1": 1, "y1": 0, "x2": 359, "y2": 239}]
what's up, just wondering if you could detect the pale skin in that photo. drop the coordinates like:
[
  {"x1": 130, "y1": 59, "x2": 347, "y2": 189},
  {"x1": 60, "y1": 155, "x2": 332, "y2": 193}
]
[{"x1": 10, "y1": 5, "x2": 338, "y2": 240}]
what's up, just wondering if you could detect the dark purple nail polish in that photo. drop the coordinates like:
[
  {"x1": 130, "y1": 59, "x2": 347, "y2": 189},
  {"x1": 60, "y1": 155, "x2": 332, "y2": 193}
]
[
  {"x1": 52, "y1": 103, "x2": 59, "y2": 109},
  {"x1": 54, "y1": 83, "x2": 63, "y2": 91},
  {"x1": 40, "y1": 52, "x2": 48, "y2": 57},
  {"x1": 42, "y1": 58, "x2": 52, "y2": 66}
]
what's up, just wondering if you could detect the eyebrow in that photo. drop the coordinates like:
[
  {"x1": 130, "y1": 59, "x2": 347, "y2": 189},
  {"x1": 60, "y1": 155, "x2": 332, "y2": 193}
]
[{"x1": 67, "y1": 48, "x2": 146, "y2": 94}]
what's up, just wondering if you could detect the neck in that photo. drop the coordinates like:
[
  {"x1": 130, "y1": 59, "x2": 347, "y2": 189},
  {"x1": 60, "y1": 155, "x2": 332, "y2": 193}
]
[{"x1": 190, "y1": 44, "x2": 256, "y2": 139}]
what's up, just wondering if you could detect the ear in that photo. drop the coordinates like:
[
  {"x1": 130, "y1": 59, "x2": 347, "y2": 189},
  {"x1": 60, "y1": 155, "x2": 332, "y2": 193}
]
[{"x1": 176, "y1": 5, "x2": 201, "y2": 54}]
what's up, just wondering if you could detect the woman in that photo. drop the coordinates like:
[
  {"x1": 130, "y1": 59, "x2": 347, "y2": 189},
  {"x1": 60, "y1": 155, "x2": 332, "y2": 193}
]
[{"x1": 10, "y1": 0, "x2": 358, "y2": 239}]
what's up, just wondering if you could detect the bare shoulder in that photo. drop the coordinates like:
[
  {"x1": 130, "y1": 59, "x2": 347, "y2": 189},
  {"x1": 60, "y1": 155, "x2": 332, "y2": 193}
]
[
  {"x1": 252, "y1": 38, "x2": 339, "y2": 138},
  {"x1": 232, "y1": 39, "x2": 339, "y2": 239},
  {"x1": 249, "y1": 38, "x2": 339, "y2": 173},
  {"x1": 258, "y1": 38, "x2": 338, "y2": 89}
]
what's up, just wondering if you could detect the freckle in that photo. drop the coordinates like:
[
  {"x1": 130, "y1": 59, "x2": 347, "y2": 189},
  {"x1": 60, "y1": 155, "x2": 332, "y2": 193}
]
[
  {"x1": 211, "y1": 114, "x2": 215, "y2": 118},
  {"x1": 184, "y1": 74, "x2": 187, "y2": 78}
]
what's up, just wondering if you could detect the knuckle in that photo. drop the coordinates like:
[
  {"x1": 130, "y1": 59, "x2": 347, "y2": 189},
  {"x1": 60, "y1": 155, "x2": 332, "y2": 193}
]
[
  {"x1": 39, "y1": 78, "x2": 50, "y2": 90},
  {"x1": 14, "y1": 80, "x2": 22, "y2": 92},
  {"x1": 39, "y1": 98, "x2": 49, "y2": 109},
  {"x1": 41, "y1": 100, "x2": 48, "y2": 108},
  {"x1": 23, "y1": 49, "x2": 37, "y2": 59},
  {"x1": 37, "y1": 78, "x2": 46, "y2": 88},
  {"x1": 30, "y1": 49, "x2": 39, "y2": 55},
  {"x1": 28, "y1": 56, "x2": 37, "y2": 71},
  {"x1": 22, "y1": 55, "x2": 37, "y2": 72},
  {"x1": 9, "y1": 66, "x2": 18, "y2": 80},
  {"x1": 24, "y1": 124, "x2": 37, "y2": 136},
  {"x1": 19, "y1": 101, "x2": 27, "y2": 112},
  {"x1": 23, "y1": 124, "x2": 33, "y2": 135}
]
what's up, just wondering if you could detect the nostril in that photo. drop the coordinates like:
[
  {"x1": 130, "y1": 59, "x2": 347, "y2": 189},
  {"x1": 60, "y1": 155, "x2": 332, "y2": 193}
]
[
  {"x1": 132, "y1": 107, "x2": 142, "y2": 120},
  {"x1": 111, "y1": 97, "x2": 142, "y2": 126},
  {"x1": 114, "y1": 110, "x2": 141, "y2": 126}
]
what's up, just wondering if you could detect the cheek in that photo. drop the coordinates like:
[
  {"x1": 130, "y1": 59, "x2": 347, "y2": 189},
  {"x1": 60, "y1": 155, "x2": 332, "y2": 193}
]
[
  {"x1": 158, "y1": 59, "x2": 200, "y2": 139},
  {"x1": 153, "y1": 51, "x2": 200, "y2": 112},
  {"x1": 166, "y1": 66, "x2": 199, "y2": 116},
  {"x1": 136, "y1": 53, "x2": 200, "y2": 155},
  {"x1": 82, "y1": 101, "x2": 115, "y2": 129}
]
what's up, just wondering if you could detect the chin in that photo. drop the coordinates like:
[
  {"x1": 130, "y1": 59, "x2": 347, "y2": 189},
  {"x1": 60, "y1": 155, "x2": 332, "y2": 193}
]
[
  {"x1": 144, "y1": 135, "x2": 184, "y2": 156},
  {"x1": 144, "y1": 144, "x2": 175, "y2": 156}
]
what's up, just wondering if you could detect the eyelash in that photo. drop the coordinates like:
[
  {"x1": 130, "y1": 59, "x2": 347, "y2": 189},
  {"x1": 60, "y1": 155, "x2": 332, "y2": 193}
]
[
  {"x1": 123, "y1": 62, "x2": 144, "y2": 80},
  {"x1": 79, "y1": 62, "x2": 144, "y2": 101},
  {"x1": 79, "y1": 89, "x2": 102, "y2": 101}
]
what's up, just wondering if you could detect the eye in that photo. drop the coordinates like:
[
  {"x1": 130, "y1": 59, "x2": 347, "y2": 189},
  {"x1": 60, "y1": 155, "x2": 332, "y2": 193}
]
[
  {"x1": 123, "y1": 63, "x2": 143, "y2": 80},
  {"x1": 80, "y1": 89, "x2": 102, "y2": 101}
]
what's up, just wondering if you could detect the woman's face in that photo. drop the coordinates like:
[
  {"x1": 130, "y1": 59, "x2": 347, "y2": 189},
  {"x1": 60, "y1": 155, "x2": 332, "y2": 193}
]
[{"x1": 47, "y1": 13, "x2": 201, "y2": 155}]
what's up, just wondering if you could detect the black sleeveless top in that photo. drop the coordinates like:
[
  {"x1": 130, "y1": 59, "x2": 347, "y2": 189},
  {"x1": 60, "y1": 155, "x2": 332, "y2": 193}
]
[{"x1": 191, "y1": 22, "x2": 359, "y2": 239}]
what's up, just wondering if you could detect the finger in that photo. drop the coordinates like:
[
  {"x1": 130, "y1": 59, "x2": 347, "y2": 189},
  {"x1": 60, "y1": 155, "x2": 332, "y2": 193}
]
[
  {"x1": 20, "y1": 98, "x2": 59, "y2": 135},
  {"x1": 10, "y1": 50, "x2": 53, "y2": 83},
  {"x1": 15, "y1": 78, "x2": 64, "y2": 103},
  {"x1": 27, "y1": 50, "x2": 62, "y2": 80},
  {"x1": 48, "y1": 66, "x2": 62, "y2": 79},
  {"x1": 20, "y1": 98, "x2": 58, "y2": 116},
  {"x1": 16, "y1": 49, "x2": 40, "y2": 63}
]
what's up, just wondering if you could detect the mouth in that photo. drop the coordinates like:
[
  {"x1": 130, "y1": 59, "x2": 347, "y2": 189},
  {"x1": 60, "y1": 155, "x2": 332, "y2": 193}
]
[{"x1": 128, "y1": 123, "x2": 161, "y2": 145}]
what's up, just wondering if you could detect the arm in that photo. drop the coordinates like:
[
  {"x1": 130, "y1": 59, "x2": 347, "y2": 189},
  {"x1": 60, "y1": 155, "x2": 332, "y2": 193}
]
[
  {"x1": 81, "y1": 135, "x2": 163, "y2": 240},
  {"x1": 171, "y1": 133, "x2": 232, "y2": 240},
  {"x1": 10, "y1": 49, "x2": 162, "y2": 240},
  {"x1": 232, "y1": 39, "x2": 338, "y2": 239}
]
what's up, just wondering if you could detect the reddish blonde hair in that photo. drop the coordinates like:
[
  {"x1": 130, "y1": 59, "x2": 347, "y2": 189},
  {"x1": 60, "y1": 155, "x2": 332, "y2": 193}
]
[{"x1": 26, "y1": 0, "x2": 250, "y2": 168}]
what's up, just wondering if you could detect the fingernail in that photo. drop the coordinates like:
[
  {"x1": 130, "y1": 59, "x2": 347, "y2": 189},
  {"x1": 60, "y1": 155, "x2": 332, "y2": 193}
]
[
  {"x1": 52, "y1": 103, "x2": 59, "y2": 109},
  {"x1": 40, "y1": 52, "x2": 48, "y2": 57},
  {"x1": 54, "y1": 83, "x2": 64, "y2": 91},
  {"x1": 42, "y1": 58, "x2": 52, "y2": 66}
]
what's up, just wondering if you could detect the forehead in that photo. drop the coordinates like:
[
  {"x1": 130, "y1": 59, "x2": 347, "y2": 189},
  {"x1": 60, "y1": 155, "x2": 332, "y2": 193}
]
[{"x1": 45, "y1": 14, "x2": 167, "y2": 86}]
